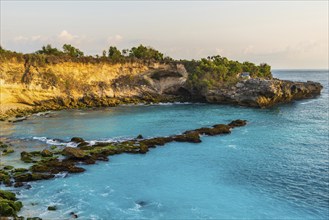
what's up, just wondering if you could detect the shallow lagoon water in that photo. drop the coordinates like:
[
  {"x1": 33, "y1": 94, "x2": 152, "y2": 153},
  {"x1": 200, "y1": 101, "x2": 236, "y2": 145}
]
[{"x1": 1, "y1": 70, "x2": 328, "y2": 219}]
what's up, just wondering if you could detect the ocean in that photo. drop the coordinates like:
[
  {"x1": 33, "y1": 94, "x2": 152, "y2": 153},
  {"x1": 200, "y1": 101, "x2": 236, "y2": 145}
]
[{"x1": 1, "y1": 70, "x2": 328, "y2": 219}]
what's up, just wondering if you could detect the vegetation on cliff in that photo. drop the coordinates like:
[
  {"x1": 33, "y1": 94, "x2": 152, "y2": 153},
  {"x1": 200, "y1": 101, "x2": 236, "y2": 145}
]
[
  {"x1": 0, "y1": 44, "x2": 272, "y2": 94},
  {"x1": 182, "y1": 56, "x2": 272, "y2": 93}
]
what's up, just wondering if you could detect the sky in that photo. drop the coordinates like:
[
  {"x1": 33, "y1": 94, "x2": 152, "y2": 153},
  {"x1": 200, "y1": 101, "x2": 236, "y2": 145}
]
[{"x1": 1, "y1": 1, "x2": 328, "y2": 69}]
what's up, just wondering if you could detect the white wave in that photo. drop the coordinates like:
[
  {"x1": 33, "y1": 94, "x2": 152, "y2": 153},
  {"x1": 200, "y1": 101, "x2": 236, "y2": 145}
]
[
  {"x1": 32, "y1": 136, "x2": 74, "y2": 147},
  {"x1": 34, "y1": 111, "x2": 52, "y2": 116},
  {"x1": 299, "y1": 99, "x2": 319, "y2": 105},
  {"x1": 228, "y1": 144, "x2": 237, "y2": 149},
  {"x1": 54, "y1": 172, "x2": 68, "y2": 178}
]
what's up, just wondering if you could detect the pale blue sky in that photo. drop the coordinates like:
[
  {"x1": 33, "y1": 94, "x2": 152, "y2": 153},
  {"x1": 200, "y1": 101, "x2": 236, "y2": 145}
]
[{"x1": 1, "y1": 1, "x2": 328, "y2": 69}]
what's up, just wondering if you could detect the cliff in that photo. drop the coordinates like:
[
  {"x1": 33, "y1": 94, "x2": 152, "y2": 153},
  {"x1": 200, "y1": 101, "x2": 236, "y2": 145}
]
[
  {"x1": 0, "y1": 58, "x2": 189, "y2": 119},
  {"x1": 0, "y1": 57, "x2": 323, "y2": 120}
]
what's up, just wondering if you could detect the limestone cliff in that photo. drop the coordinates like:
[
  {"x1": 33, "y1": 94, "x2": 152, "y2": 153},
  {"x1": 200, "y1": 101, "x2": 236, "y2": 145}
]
[{"x1": 0, "y1": 58, "x2": 188, "y2": 119}]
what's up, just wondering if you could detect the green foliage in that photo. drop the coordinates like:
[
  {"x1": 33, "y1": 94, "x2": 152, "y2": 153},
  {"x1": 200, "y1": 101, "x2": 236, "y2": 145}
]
[
  {"x1": 185, "y1": 56, "x2": 272, "y2": 92},
  {"x1": 36, "y1": 44, "x2": 63, "y2": 56},
  {"x1": 108, "y1": 46, "x2": 123, "y2": 61},
  {"x1": 129, "y1": 44, "x2": 164, "y2": 61},
  {"x1": 63, "y1": 44, "x2": 84, "y2": 58}
]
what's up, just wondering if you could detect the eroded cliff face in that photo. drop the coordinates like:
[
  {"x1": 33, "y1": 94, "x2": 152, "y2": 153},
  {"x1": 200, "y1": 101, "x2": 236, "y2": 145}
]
[
  {"x1": 0, "y1": 58, "x2": 189, "y2": 119},
  {"x1": 205, "y1": 78, "x2": 323, "y2": 108}
]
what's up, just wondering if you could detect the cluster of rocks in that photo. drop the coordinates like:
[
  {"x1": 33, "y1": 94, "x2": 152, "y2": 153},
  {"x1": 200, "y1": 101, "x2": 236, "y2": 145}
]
[
  {"x1": 206, "y1": 78, "x2": 323, "y2": 108},
  {"x1": 0, "y1": 120, "x2": 246, "y2": 187}
]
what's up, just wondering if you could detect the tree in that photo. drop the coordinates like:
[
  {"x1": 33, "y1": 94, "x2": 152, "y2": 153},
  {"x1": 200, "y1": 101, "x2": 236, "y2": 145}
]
[
  {"x1": 129, "y1": 44, "x2": 164, "y2": 61},
  {"x1": 62, "y1": 44, "x2": 84, "y2": 58},
  {"x1": 102, "y1": 50, "x2": 107, "y2": 57},
  {"x1": 108, "y1": 46, "x2": 122, "y2": 61},
  {"x1": 35, "y1": 44, "x2": 63, "y2": 56},
  {"x1": 258, "y1": 63, "x2": 271, "y2": 78}
]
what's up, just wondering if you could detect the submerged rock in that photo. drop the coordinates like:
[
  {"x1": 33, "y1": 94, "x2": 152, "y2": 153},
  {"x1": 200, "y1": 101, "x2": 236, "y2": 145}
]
[{"x1": 47, "y1": 206, "x2": 57, "y2": 211}]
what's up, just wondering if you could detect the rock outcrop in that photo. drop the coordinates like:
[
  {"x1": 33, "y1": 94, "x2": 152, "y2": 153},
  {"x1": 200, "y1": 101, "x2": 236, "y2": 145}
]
[{"x1": 205, "y1": 78, "x2": 323, "y2": 108}]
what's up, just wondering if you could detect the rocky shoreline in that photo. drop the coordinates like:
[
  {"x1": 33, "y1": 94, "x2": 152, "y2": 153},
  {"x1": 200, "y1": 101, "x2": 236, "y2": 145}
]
[
  {"x1": 0, "y1": 119, "x2": 246, "y2": 218},
  {"x1": 205, "y1": 78, "x2": 323, "y2": 108}
]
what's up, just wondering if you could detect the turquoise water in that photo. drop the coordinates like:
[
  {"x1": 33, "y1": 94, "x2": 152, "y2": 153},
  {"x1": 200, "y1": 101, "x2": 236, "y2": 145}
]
[{"x1": 1, "y1": 70, "x2": 328, "y2": 219}]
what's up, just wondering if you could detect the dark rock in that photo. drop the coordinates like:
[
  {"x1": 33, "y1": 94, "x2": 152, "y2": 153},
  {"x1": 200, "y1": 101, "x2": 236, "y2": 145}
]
[
  {"x1": 3, "y1": 165, "x2": 14, "y2": 170},
  {"x1": 136, "y1": 201, "x2": 147, "y2": 206},
  {"x1": 136, "y1": 134, "x2": 144, "y2": 139},
  {"x1": 70, "y1": 137, "x2": 85, "y2": 143},
  {"x1": 14, "y1": 173, "x2": 54, "y2": 182},
  {"x1": 20, "y1": 151, "x2": 34, "y2": 163},
  {"x1": 228, "y1": 119, "x2": 247, "y2": 128},
  {"x1": 173, "y1": 132, "x2": 201, "y2": 143},
  {"x1": 139, "y1": 144, "x2": 149, "y2": 154},
  {"x1": 77, "y1": 141, "x2": 89, "y2": 148},
  {"x1": 14, "y1": 182, "x2": 24, "y2": 188},
  {"x1": 47, "y1": 206, "x2": 57, "y2": 211},
  {"x1": 13, "y1": 168, "x2": 28, "y2": 173}
]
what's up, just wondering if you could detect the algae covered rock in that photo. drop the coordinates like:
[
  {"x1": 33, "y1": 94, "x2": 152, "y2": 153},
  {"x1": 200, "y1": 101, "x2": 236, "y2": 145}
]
[
  {"x1": 0, "y1": 190, "x2": 23, "y2": 217},
  {"x1": 228, "y1": 119, "x2": 247, "y2": 128},
  {"x1": 63, "y1": 147, "x2": 87, "y2": 159},
  {"x1": 41, "y1": 149, "x2": 53, "y2": 157}
]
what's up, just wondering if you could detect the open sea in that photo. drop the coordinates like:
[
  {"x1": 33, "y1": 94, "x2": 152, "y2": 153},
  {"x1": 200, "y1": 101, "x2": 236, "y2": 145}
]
[{"x1": 0, "y1": 70, "x2": 328, "y2": 219}]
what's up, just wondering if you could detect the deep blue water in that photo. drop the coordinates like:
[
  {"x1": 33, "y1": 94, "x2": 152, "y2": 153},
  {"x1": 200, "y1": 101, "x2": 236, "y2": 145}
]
[{"x1": 1, "y1": 70, "x2": 328, "y2": 219}]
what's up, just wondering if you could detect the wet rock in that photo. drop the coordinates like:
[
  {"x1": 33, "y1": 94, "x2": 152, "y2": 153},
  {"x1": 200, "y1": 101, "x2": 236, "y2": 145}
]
[
  {"x1": 173, "y1": 132, "x2": 201, "y2": 143},
  {"x1": 3, "y1": 165, "x2": 14, "y2": 170},
  {"x1": 228, "y1": 119, "x2": 247, "y2": 128},
  {"x1": 62, "y1": 147, "x2": 87, "y2": 159},
  {"x1": 14, "y1": 173, "x2": 55, "y2": 182},
  {"x1": 2, "y1": 147, "x2": 14, "y2": 155},
  {"x1": 0, "y1": 190, "x2": 23, "y2": 217},
  {"x1": 31, "y1": 159, "x2": 85, "y2": 174},
  {"x1": 14, "y1": 182, "x2": 24, "y2": 188},
  {"x1": 188, "y1": 124, "x2": 231, "y2": 136},
  {"x1": 141, "y1": 137, "x2": 173, "y2": 148},
  {"x1": 41, "y1": 149, "x2": 53, "y2": 157},
  {"x1": 20, "y1": 151, "x2": 34, "y2": 163},
  {"x1": 70, "y1": 137, "x2": 85, "y2": 143},
  {"x1": 47, "y1": 206, "x2": 57, "y2": 211},
  {"x1": 138, "y1": 144, "x2": 149, "y2": 154},
  {"x1": 13, "y1": 168, "x2": 28, "y2": 173},
  {"x1": 136, "y1": 134, "x2": 144, "y2": 139},
  {"x1": 136, "y1": 201, "x2": 147, "y2": 206}
]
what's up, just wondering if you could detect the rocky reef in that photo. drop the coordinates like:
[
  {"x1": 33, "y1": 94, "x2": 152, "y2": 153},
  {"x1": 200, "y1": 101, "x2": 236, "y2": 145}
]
[
  {"x1": 0, "y1": 119, "x2": 247, "y2": 217},
  {"x1": 205, "y1": 78, "x2": 323, "y2": 108}
]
